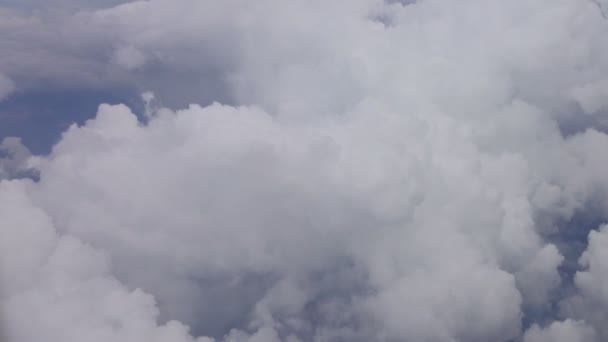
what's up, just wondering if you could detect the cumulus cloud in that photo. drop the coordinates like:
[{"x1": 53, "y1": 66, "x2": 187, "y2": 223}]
[
  {"x1": 524, "y1": 319, "x2": 597, "y2": 342},
  {"x1": 2, "y1": 0, "x2": 608, "y2": 341},
  {"x1": 0, "y1": 180, "x2": 211, "y2": 342},
  {"x1": 0, "y1": 137, "x2": 31, "y2": 179},
  {"x1": 577, "y1": 225, "x2": 608, "y2": 306}
]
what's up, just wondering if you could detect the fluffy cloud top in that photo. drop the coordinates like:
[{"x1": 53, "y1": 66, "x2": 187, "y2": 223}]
[
  {"x1": 524, "y1": 320, "x2": 597, "y2": 342},
  {"x1": 2, "y1": 0, "x2": 608, "y2": 341}
]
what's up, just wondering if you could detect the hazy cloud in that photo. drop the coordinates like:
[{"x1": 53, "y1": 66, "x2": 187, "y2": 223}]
[{"x1": 0, "y1": 74, "x2": 15, "y2": 101}]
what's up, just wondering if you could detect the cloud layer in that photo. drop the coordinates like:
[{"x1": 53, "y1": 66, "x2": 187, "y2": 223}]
[{"x1": 2, "y1": 0, "x2": 608, "y2": 341}]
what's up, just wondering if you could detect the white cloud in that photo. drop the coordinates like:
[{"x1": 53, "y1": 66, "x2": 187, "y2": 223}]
[
  {"x1": 577, "y1": 225, "x2": 608, "y2": 305},
  {"x1": 2, "y1": 0, "x2": 608, "y2": 341},
  {"x1": 8, "y1": 94, "x2": 595, "y2": 340},
  {"x1": 524, "y1": 320, "x2": 598, "y2": 342},
  {"x1": 0, "y1": 180, "x2": 212, "y2": 342},
  {"x1": 557, "y1": 225, "x2": 608, "y2": 338}
]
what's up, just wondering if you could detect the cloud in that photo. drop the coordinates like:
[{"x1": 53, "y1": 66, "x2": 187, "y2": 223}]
[
  {"x1": 2, "y1": 0, "x2": 608, "y2": 341},
  {"x1": 0, "y1": 1, "x2": 235, "y2": 107},
  {"x1": 0, "y1": 137, "x2": 31, "y2": 179},
  {"x1": 0, "y1": 0, "x2": 134, "y2": 12},
  {"x1": 524, "y1": 319, "x2": 597, "y2": 342},
  {"x1": 3, "y1": 93, "x2": 597, "y2": 340},
  {"x1": 0, "y1": 74, "x2": 15, "y2": 101},
  {"x1": 558, "y1": 224, "x2": 608, "y2": 338},
  {"x1": 0, "y1": 180, "x2": 212, "y2": 342},
  {"x1": 570, "y1": 80, "x2": 608, "y2": 114},
  {"x1": 577, "y1": 225, "x2": 608, "y2": 306},
  {"x1": 112, "y1": 45, "x2": 148, "y2": 70}
]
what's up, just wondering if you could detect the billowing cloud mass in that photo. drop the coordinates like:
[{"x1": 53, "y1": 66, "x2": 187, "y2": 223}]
[{"x1": 2, "y1": 0, "x2": 608, "y2": 341}]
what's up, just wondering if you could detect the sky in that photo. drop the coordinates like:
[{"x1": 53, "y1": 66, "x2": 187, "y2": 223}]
[{"x1": 1, "y1": 1, "x2": 608, "y2": 341}]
